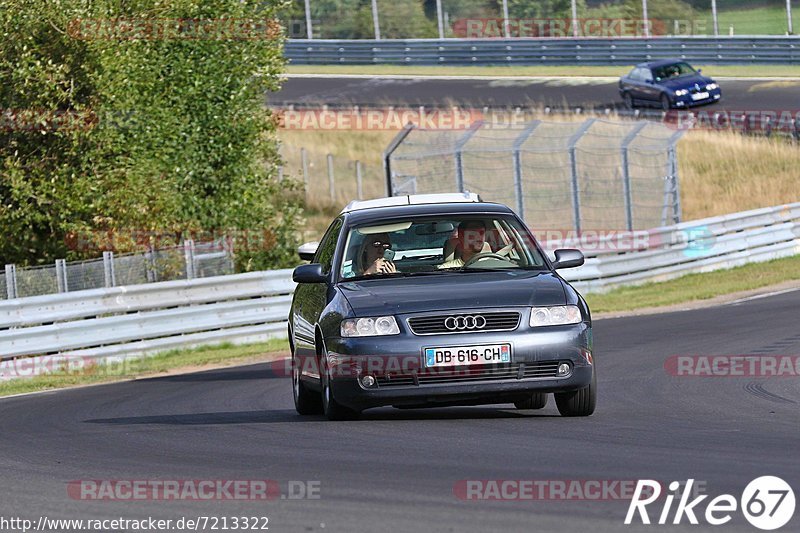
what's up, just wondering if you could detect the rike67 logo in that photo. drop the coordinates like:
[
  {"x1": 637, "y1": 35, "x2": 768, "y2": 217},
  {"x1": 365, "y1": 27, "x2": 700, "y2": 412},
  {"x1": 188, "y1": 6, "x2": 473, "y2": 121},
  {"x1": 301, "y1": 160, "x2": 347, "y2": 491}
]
[{"x1": 625, "y1": 477, "x2": 795, "y2": 530}]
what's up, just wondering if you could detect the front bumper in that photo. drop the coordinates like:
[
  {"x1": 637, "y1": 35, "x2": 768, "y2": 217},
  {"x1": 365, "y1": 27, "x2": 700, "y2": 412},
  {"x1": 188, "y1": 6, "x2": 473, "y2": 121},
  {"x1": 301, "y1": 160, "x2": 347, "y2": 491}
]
[
  {"x1": 672, "y1": 88, "x2": 722, "y2": 108},
  {"x1": 325, "y1": 319, "x2": 593, "y2": 411}
]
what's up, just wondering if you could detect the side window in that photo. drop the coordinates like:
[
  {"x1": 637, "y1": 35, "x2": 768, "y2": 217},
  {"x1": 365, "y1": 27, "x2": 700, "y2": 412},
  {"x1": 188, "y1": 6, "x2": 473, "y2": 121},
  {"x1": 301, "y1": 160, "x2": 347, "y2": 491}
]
[
  {"x1": 628, "y1": 68, "x2": 640, "y2": 81},
  {"x1": 314, "y1": 218, "x2": 343, "y2": 275}
]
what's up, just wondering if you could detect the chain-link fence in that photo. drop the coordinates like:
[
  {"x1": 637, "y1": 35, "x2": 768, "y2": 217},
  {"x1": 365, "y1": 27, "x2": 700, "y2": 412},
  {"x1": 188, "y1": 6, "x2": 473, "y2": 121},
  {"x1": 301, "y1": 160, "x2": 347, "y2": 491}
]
[
  {"x1": 386, "y1": 118, "x2": 684, "y2": 232},
  {"x1": 2, "y1": 240, "x2": 234, "y2": 300}
]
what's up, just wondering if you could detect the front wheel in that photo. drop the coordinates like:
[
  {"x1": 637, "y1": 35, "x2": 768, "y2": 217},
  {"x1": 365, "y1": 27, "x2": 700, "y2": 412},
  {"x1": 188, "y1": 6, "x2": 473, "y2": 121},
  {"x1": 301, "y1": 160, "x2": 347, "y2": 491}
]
[
  {"x1": 660, "y1": 93, "x2": 672, "y2": 111},
  {"x1": 321, "y1": 351, "x2": 360, "y2": 421},
  {"x1": 554, "y1": 369, "x2": 596, "y2": 417},
  {"x1": 514, "y1": 392, "x2": 548, "y2": 410}
]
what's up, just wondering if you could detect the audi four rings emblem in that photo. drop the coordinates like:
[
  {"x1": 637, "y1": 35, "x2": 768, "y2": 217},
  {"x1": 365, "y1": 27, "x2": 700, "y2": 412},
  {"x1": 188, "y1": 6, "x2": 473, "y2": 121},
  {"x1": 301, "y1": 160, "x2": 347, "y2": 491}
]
[{"x1": 444, "y1": 315, "x2": 487, "y2": 331}]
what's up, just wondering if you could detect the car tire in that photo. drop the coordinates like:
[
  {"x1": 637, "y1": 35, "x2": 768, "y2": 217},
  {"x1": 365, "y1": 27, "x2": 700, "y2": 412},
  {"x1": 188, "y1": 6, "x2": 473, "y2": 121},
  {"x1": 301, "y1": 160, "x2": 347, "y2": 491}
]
[
  {"x1": 292, "y1": 353, "x2": 323, "y2": 415},
  {"x1": 622, "y1": 92, "x2": 634, "y2": 109},
  {"x1": 514, "y1": 392, "x2": 548, "y2": 410},
  {"x1": 660, "y1": 93, "x2": 671, "y2": 111},
  {"x1": 321, "y1": 350, "x2": 360, "y2": 421},
  {"x1": 554, "y1": 368, "x2": 596, "y2": 417}
]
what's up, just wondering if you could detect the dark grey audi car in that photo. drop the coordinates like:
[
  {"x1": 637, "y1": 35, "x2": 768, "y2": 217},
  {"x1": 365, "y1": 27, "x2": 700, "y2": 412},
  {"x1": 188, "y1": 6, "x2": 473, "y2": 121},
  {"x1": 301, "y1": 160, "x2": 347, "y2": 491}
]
[{"x1": 289, "y1": 193, "x2": 595, "y2": 420}]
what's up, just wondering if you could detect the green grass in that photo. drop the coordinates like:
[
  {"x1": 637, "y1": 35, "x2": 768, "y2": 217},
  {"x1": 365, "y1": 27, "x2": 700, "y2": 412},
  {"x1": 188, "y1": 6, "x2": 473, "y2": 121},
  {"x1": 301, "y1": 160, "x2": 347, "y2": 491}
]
[
  {"x1": 0, "y1": 338, "x2": 289, "y2": 398},
  {"x1": 286, "y1": 64, "x2": 800, "y2": 78},
  {"x1": 586, "y1": 254, "x2": 800, "y2": 313},
  {"x1": 708, "y1": 5, "x2": 798, "y2": 36}
]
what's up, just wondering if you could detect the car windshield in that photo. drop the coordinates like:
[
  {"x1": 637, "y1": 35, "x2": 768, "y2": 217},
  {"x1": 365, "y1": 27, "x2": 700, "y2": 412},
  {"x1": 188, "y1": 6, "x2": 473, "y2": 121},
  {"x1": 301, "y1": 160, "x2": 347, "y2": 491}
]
[
  {"x1": 652, "y1": 62, "x2": 696, "y2": 81},
  {"x1": 339, "y1": 215, "x2": 548, "y2": 281}
]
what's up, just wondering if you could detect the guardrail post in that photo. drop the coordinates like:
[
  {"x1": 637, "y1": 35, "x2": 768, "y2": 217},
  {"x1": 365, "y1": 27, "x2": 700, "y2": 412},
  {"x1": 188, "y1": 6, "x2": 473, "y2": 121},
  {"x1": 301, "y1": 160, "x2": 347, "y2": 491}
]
[
  {"x1": 511, "y1": 120, "x2": 541, "y2": 220},
  {"x1": 184, "y1": 239, "x2": 196, "y2": 280},
  {"x1": 55, "y1": 259, "x2": 68, "y2": 293},
  {"x1": 327, "y1": 153, "x2": 335, "y2": 202},
  {"x1": 383, "y1": 124, "x2": 415, "y2": 196},
  {"x1": 567, "y1": 118, "x2": 596, "y2": 234},
  {"x1": 355, "y1": 160, "x2": 363, "y2": 200},
  {"x1": 4, "y1": 264, "x2": 17, "y2": 299},
  {"x1": 103, "y1": 251, "x2": 116, "y2": 288},
  {"x1": 453, "y1": 121, "x2": 482, "y2": 193},
  {"x1": 620, "y1": 122, "x2": 649, "y2": 231}
]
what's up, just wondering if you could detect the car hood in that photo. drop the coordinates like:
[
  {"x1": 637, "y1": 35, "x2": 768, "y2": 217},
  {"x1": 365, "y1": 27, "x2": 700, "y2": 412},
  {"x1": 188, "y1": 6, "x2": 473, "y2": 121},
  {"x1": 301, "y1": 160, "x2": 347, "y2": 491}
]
[
  {"x1": 338, "y1": 270, "x2": 567, "y2": 316},
  {"x1": 659, "y1": 74, "x2": 712, "y2": 90}
]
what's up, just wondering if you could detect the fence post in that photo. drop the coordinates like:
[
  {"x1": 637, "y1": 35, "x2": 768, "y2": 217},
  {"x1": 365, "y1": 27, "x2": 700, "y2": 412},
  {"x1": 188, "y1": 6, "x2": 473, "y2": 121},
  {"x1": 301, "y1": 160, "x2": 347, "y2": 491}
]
[
  {"x1": 355, "y1": 160, "x2": 363, "y2": 200},
  {"x1": 184, "y1": 239, "x2": 196, "y2": 280},
  {"x1": 327, "y1": 153, "x2": 335, "y2": 202},
  {"x1": 277, "y1": 165, "x2": 284, "y2": 182},
  {"x1": 566, "y1": 118, "x2": 595, "y2": 234},
  {"x1": 301, "y1": 147, "x2": 309, "y2": 199},
  {"x1": 4, "y1": 264, "x2": 17, "y2": 299},
  {"x1": 145, "y1": 247, "x2": 157, "y2": 283},
  {"x1": 511, "y1": 120, "x2": 541, "y2": 220},
  {"x1": 103, "y1": 251, "x2": 116, "y2": 288},
  {"x1": 621, "y1": 121, "x2": 649, "y2": 231},
  {"x1": 663, "y1": 130, "x2": 685, "y2": 225},
  {"x1": 383, "y1": 124, "x2": 415, "y2": 196},
  {"x1": 453, "y1": 121, "x2": 482, "y2": 193},
  {"x1": 55, "y1": 259, "x2": 68, "y2": 293}
]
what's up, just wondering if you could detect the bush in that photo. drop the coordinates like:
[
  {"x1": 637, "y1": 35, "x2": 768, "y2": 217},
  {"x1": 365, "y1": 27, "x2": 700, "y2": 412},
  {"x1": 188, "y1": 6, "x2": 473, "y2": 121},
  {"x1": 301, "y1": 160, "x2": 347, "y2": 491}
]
[{"x1": 0, "y1": 0, "x2": 301, "y2": 271}]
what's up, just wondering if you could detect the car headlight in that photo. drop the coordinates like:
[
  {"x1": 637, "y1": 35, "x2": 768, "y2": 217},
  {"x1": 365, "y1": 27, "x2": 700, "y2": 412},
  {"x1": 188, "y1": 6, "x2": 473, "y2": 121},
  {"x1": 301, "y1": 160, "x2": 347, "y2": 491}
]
[
  {"x1": 706, "y1": 83, "x2": 718, "y2": 90},
  {"x1": 341, "y1": 316, "x2": 400, "y2": 337},
  {"x1": 674, "y1": 89, "x2": 689, "y2": 96},
  {"x1": 529, "y1": 306, "x2": 582, "y2": 327}
]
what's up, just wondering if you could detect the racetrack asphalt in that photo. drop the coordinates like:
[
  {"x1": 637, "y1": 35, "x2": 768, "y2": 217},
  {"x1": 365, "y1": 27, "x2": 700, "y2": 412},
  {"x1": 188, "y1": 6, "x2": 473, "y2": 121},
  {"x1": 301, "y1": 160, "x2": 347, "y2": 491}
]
[
  {"x1": 272, "y1": 76, "x2": 800, "y2": 113},
  {"x1": 0, "y1": 288, "x2": 798, "y2": 532}
]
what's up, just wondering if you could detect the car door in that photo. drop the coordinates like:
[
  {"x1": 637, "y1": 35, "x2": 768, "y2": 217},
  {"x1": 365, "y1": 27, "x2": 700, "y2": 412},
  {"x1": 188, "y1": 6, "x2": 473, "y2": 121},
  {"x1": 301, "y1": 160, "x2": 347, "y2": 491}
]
[{"x1": 292, "y1": 217, "x2": 344, "y2": 373}]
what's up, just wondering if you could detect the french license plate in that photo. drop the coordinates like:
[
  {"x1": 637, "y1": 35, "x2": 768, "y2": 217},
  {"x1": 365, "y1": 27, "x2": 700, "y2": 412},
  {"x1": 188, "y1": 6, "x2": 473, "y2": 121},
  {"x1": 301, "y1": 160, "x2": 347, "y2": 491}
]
[
  {"x1": 691, "y1": 92, "x2": 709, "y2": 101},
  {"x1": 424, "y1": 344, "x2": 511, "y2": 368}
]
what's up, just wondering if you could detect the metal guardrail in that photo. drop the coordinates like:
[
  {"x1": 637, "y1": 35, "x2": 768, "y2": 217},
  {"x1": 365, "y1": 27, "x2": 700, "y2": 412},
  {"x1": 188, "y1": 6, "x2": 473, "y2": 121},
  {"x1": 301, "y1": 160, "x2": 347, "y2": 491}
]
[
  {"x1": 1, "y1": 202, "x2": 798, "y2": 378},
  {"x1": 285, "y1": 37, "x2": 800, "y2": 65},
  {"x1": 0, "y1": 270, "x2": 295, "y2": 372},
  {"x1": 553, "y1": 202, "x2": 800, "y2": 293}
]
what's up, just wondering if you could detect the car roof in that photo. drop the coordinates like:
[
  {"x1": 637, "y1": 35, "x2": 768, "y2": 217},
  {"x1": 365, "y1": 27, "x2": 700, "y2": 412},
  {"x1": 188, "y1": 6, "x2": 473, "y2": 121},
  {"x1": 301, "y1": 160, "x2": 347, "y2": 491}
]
[
  {"x1": 635, "y1": 58, "x2": 687, "y2": 68},
  {"x1": 342, "y1": 201, "x2": 514, "y2": 225}
]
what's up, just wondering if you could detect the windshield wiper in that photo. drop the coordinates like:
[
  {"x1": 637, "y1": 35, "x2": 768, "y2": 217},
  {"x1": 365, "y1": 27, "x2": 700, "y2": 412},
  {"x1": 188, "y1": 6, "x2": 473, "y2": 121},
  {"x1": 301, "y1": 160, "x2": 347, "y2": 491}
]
[{"x1": 343, "y1": 271, "x2": 448, "y2": 282}]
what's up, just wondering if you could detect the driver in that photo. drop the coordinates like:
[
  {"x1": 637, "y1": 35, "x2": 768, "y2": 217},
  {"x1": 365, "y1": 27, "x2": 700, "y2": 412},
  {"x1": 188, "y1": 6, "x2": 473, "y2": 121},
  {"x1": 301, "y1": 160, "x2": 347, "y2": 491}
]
[{"x1": 438, "y1": 220, "x2": 486, "y2": 269}]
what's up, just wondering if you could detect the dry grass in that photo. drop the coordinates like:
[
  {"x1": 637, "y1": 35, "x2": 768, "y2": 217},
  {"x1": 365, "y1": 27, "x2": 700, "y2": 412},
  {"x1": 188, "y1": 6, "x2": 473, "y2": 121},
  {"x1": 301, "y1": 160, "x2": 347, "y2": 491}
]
[
  {"x1": 678, "y1": 130, "x2": 800, "y2": 218},
  {"x1": 277, "y1": 118, "x2": 800, "y2": 240}
]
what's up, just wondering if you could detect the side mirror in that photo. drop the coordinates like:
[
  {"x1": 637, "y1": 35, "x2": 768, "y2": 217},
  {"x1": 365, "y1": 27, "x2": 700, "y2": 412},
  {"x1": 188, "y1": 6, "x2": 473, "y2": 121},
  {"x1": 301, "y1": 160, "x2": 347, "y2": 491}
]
[
  {"x1": 293, "y1": 263, "x2": 328, "y2": 284},
  {"x1": 646, "y1": 78, "x2": 654, "y2": 84},
  {"x1": 697, "y1": 68, "x2": 702, "y2": 74},
  {"x1": 297, "y1": 241, "x2": 319, "y2": 262},
  {"x1": 552, "y1": 249, "x2": 585, "y2": 269}
]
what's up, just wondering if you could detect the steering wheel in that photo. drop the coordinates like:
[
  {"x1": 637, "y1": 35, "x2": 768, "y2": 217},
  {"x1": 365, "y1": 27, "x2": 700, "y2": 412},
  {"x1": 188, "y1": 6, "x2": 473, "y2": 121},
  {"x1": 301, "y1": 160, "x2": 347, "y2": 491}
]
[{"x1": 463, "y1": 252, "x2": 509, "y2": 267}]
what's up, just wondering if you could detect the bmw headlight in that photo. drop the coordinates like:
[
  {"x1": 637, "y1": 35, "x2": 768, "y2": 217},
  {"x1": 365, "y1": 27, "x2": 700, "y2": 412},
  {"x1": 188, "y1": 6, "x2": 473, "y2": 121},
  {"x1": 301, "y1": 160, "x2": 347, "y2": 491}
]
[
  {"x1": 675, "y1": 89, "x2": 689, "y2": 96},
  {"x1": 341, "y1": 316, "x2": 400, "y2": 337},
  {"x1": 706, "y1": 83, "x2": 718, "y2": 90},
  {"x1": 529, "y1": 306, "x2": 582, "y2": 327}
]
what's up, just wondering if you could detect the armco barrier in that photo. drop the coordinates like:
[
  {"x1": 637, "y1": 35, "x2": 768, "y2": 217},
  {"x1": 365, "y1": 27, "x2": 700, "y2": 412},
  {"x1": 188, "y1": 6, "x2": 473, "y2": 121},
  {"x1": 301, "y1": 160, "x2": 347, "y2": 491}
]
[
  {"x1": 285, "y1": 37, "x2": 800, "y2": 65},
  {"x1": 1, "y1": 202, "x2": 798, "y2": 378}
]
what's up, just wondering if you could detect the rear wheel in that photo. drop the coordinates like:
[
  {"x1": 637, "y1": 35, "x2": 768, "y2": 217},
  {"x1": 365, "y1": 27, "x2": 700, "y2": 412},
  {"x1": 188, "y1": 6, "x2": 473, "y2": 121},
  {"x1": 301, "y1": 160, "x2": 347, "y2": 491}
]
[
  {"x1": 292, "y1": 354, "x2": 322, "y2": 415},
  {"x1": 660, "y1": 93, "x2": 672, "y2": 111},
  {"x1": 623, "y1": 92, "x2": 634, "y2": 109},
  {"x1": 321, "y1": 349, "x2": 360, "y2": 421},
  {"x1": 555, "y1": 369, "x2": 596, "y2": 417},
  {"x1": 514, "y1": 392, "x2": 548, "y2": 410}
]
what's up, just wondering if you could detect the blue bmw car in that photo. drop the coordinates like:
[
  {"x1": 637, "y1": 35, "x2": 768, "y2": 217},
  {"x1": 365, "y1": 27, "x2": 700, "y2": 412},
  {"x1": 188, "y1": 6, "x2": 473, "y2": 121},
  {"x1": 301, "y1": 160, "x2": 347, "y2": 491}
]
[
  {"x1": 619, "y1": 59, "x2": 721, "y2": 110},
  {"x1": 289, "y1": 193, "x2": 595, "y2": 420}
]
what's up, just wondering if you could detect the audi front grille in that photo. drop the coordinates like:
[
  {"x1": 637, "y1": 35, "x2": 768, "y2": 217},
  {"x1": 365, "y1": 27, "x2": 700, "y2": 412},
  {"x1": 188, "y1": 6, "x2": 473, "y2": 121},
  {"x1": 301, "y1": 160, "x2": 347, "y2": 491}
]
[
  {"x1": 407, "y1": 311, "x2": 521, "y2": 335},
  {"x1": 375, "y1": 361, "x2": 564, "y2": 388}
]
